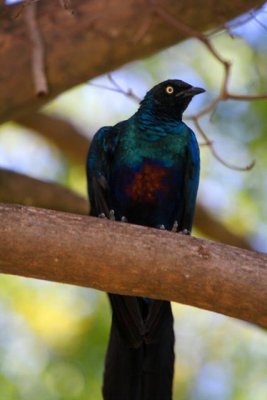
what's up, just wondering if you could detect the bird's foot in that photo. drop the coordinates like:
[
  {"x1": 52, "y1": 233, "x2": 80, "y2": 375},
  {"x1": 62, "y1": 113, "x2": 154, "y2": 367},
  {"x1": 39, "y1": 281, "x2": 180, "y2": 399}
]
[
  {"x1": 98, "y1": 213, "x2": 106, "y2": 218},
  {"x1": 172, "y1": 221, "x2": 178, "y2": 232},
  {"x1": 181, "y1": 229, "x2": 190, "y2": 235},
  {"x1": 98, "y1": 211, "x2": 128, "y2": 222},
  {"x1": 109, "y1": 209, "x2": 115, "y2": 221},
  {"x1": 157, "y1": 224, "x2": 166, "y2": 230},
  {"x1": 98, "y1": 210, "x2": 116, "y2": 220}
]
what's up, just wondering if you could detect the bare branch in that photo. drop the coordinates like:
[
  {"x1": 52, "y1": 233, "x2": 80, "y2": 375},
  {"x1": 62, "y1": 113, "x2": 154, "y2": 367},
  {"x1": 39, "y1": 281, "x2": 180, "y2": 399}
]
[
  {"x1": 0, "y1": 204, "x2": 266, "y2": 328},
  {"x1": 24, "y1": 1, "x2": 48, "y2": 96},
  {"x1": 89, "y1": 75, "x2": 141, "y2": 103},
  {"x1": 227, "y1": 92, "x2": 267, "y2": 101},
  {"x1": 192, "y1": 117, "x2": 255, "y2": 171},
  {"x1": 151, "y1": 1, "x2": 267, "y2": 108},
  {"x1": 150, "y1": 0, "x2": 230, "y2": 68},
  {"x1": 107, "y1": 74, "x2": 141, "y2": 102}
]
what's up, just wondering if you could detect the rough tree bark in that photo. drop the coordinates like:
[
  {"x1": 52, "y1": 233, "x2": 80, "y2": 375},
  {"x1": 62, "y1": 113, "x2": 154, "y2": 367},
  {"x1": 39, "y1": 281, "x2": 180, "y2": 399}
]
[
  {"x1": 0, "y1": 204, "x2": 266, "y2": 329},
  {"x1": 0, "y1": 0, "x2": 262, "y2": 123}
]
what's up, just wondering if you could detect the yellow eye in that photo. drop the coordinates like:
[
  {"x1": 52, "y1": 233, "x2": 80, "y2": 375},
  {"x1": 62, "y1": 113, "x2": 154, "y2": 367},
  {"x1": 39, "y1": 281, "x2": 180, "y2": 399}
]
[{"x1": 166, "y1": 86, "x2": 174, "y2": 94}]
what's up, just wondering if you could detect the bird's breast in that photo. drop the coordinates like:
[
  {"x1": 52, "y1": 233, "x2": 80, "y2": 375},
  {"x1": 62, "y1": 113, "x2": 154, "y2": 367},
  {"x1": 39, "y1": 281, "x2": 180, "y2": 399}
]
[
  {"x1": 124, "y1": 161, "x2": 169, "y2": 203},
  {"x1": 111, "y1": 156, "x2": 184, "y2": 206}
]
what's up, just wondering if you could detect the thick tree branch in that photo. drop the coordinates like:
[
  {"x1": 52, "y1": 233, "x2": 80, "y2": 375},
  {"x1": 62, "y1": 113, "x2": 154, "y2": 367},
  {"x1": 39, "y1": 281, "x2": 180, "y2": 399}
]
[
  {"x1": 15, "y1": 112, "x2": 90, "y2": 163},
  {"x1": 0, "y1": 204, "x2": 266, "y2": 328},
  {"x1": 0, "y1": 168, "x2": 88, "y2": 214},
  {"x1": 0, "y1": 0, "x2": 262, "y2": 123},
  {"x1": 0, "y1": 168, "x2": 252, "y2": 249}
]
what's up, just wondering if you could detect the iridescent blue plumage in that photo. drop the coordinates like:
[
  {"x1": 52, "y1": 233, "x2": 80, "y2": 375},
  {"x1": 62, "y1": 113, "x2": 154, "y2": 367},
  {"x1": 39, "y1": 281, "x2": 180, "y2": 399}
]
[{"x1": 86, "y1": 79, "x2": 204, "y2": 400}]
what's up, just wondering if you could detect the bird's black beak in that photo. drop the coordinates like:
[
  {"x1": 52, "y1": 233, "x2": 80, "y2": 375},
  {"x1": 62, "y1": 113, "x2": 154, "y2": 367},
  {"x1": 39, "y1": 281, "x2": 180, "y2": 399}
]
[
  {"x1": 175, "y1": 86, "x2": 205, "y2": 98},
  {"x1": 185, "y1": 86, "x2": 206, "y2": 97}
]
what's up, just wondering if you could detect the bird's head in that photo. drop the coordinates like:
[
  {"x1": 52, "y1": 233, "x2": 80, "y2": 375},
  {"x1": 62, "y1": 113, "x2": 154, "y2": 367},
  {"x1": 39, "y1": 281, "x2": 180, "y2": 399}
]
[{"x1": 140, "y1": 79, "x2": 205, "y2": 120}]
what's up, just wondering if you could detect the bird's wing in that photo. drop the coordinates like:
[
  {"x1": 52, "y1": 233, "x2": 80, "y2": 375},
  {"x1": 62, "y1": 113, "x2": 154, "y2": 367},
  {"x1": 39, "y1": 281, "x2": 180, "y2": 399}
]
[
  {"x1": 86, "y1": 126, "x2": 116, "y2": 217},
  {"x1": 87, "y1": 124, "x2": 149, "y2": 348},
  {"x1": 180, "y1": 128, "x2": 200, "y2": 233}
]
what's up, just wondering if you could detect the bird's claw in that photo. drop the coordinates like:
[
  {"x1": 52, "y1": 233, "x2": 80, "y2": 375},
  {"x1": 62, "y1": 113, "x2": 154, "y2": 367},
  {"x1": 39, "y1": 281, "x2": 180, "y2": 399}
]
[
  {"x1": 98, "y1": 213, "x2": 106, "y2": 218},
  {"x1": 172, "y1": 221, "x2": 178, "y2": 232},
  {"x1": 157, "y1": 224, "x2": 166, "y2": 230},
  {"x1": 181, "y1": 229, "x2": 190, "y2": 235},
  {"x1": 98, "y1": 210, "x2": 116, "y2": 220},
  {"x1": 99, "y1": 211, "x2": 127, "y2": 223},
  {"x1": 109, "y1": 209, "x2": 115, "y2": 221}
]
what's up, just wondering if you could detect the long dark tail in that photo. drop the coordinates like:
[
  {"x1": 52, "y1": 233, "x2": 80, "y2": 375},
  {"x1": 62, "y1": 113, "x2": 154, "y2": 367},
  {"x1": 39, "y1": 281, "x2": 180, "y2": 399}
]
[{"x1": 103, "y1": 294, "x2": 175, "y2": 400}]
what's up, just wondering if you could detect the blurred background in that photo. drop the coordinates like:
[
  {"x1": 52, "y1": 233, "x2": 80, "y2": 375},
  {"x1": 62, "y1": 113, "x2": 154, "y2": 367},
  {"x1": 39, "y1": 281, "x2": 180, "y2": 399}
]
[{"x1": 1, "y1": 1, "x2": 267, "y2": 399}]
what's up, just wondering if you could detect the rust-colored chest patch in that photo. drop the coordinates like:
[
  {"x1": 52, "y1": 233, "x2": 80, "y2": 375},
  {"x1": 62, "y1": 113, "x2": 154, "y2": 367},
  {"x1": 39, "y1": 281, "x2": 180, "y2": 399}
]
[{"x1": 126, "y1": 164, "x2": 168, "y2": 203}]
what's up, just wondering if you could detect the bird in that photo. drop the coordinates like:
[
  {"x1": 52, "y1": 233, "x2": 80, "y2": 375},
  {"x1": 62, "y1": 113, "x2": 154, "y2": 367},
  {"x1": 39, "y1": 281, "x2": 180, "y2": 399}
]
[{"x1": 86, "y1": 79, "x2": 205, "y2": 400}]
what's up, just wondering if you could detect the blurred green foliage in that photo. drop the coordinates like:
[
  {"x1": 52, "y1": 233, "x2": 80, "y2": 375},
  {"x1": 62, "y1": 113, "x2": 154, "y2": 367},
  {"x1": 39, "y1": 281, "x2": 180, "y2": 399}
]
[{"x1": 1, "y1": 7, "x2": 267, "y2": 400}]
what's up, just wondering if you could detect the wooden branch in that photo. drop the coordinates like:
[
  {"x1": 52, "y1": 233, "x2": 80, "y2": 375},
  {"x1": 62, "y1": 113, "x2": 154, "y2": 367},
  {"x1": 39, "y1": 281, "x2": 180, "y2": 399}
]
[
  {"x1": 15, "y1": 112, "x2": 90, "y2": 163},
  {"x1": 0, "y1": 168, "x2": 252, "y2": 249},
  {"x1": 0, "y1": 168, "x2": 88, "y2": 214},
  {"x1": 0, "y1": 203, "x2": 266, "y2": 328},
  {"x1": 1, "y1": 0, "x2": 262, "y2": 123},
  {"x1": 24, "y1": 1, "x2": 48, "y2": 96}
]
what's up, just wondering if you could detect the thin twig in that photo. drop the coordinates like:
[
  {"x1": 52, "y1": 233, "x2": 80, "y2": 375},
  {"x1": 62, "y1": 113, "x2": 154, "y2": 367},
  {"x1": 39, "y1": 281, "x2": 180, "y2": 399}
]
[
  {"x1": 24, "y1": 1, "x2": 48, "y2": 96},
  {"x1": 192, "y1": 117, "x2": 255, "y2": 171},
  {"x1": 209, "y1": 5, "x2": 264, "y2": 37},
  {"x1": 107, "y1": 74, "x2": 142, "y2": 102},
  {"x1": 89, "y1": 75, "x2": 141, "y2": 103},
  {"x1": 150, "y1": 0, "x2": 230, "y2": 68},
  {"x1": 185, "y1": 97, "x2": 221, "y2": 120},
  {"x1": 227, "y1": 92, "x2": 267, "y2": 101}
]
